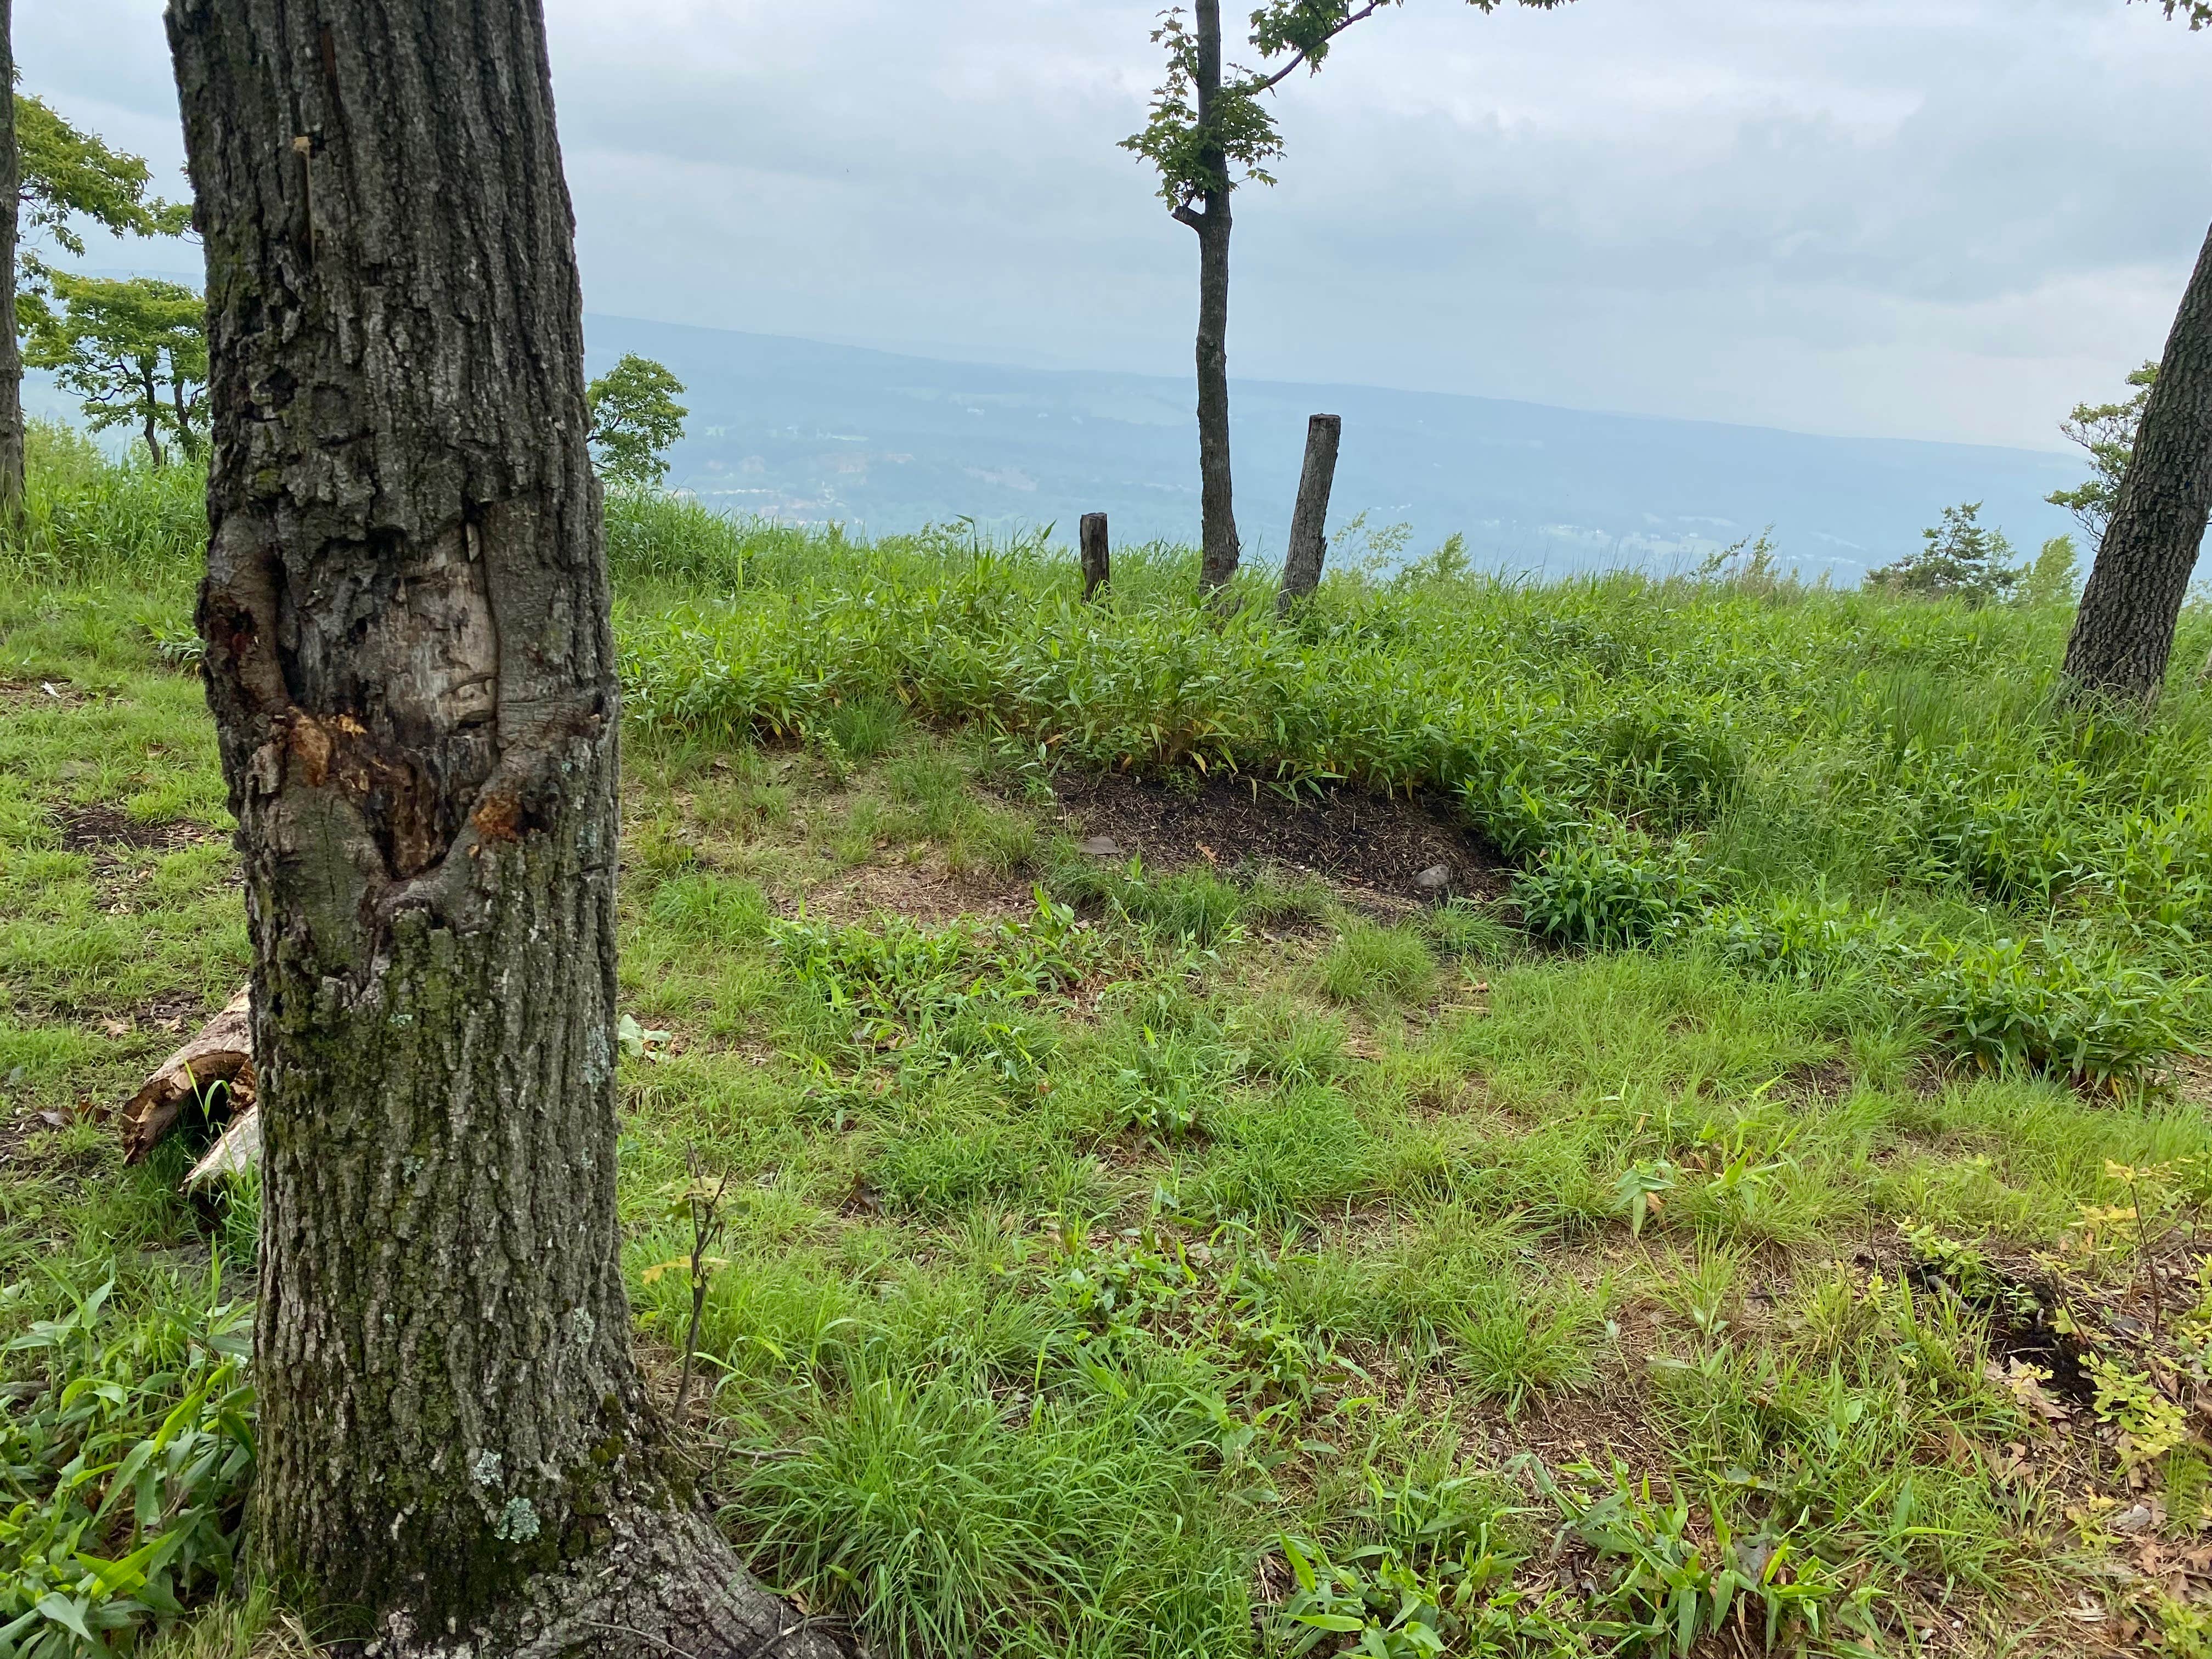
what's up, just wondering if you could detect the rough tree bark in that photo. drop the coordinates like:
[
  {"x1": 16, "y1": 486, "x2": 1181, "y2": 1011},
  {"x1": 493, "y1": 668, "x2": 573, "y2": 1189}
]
[
  {"x1": 0, "y1": 0, "x2": 23, "y2": 521},
  {"x1": 1080, "y1": 510, "x2": 1110, "y2": 601},
  {"x1": 1181, "y1": 0, "x2": 1241, "y2": 593},
  {"x1": 2063, "y1": 219, "x2": 2212, "y2": 702},
  {"x1": 166, "y1": 3, "x2": 844, "y2": 1654},
  {"x1": 1276, "y1": 413, "x2": 1341, "y2": 612}
]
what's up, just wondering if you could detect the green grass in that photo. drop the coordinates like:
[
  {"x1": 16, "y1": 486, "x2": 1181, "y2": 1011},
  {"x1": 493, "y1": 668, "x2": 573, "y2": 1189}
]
[{"x1": 7, "y1": 447, "x2": 2212, "y2": 1654}]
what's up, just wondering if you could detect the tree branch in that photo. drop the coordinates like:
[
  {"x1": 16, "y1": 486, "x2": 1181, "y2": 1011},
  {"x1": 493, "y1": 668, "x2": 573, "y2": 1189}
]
[
  {"x1": 1171, "y1": 201, "x2": 1206, "y2": 230},
  {"x1": 1246, "y1": 2, "x2": 1388, "y2": 95}
]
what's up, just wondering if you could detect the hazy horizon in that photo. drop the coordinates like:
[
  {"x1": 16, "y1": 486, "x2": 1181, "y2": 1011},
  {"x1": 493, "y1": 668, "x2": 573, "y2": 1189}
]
[
  {"x1": 576, "y1": 311, "x2": 2086, "y2": 574},
  {"x1": 28, "y1": 0, "x2": 2209, "y2": 460}
]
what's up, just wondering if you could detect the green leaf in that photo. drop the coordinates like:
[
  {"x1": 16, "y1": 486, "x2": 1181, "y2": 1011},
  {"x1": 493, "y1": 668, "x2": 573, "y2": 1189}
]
[
  {"x1": 32, "y1": 1593, "x2": 93, "y2": 1641},
  {"x1": 1296, "y1": 1613, "x2": 1367, "y2": 1632}
]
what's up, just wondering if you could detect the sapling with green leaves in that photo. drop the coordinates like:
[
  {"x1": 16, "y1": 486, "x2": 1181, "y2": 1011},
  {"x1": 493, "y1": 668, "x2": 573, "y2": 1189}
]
[
  {"x1": 586, "y1": 351, "x2": 688, "y2": 491},
  {"x1": 1122, "y1": 0, "x2": 1574, "y2": 592},
  {"x1": 651, "y1": 1148, "x2": 734, "y2": 1425},
  {"x1": 25, "y1": 270, "x2": 206, "y2": 467},
  {"x1": 1866, "y1": 501, "x2": 2020, "y2": 605},
  {"x1": 2015, "y1": 533, "x2": 2079, "y2": 607}
]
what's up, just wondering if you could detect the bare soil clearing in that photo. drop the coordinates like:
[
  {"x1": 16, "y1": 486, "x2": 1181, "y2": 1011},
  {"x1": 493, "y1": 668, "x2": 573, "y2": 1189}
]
[{"x1": 1051, "y1": 769, "x2": 1505, "y2": 900}]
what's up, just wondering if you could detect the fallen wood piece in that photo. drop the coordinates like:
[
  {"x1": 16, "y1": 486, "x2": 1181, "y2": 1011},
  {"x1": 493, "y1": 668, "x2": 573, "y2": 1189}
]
[
  {"x1": 186, "y1": 1104, "x2": 261, "y2": 1189},
  {"x1": 121, "y1": 984, "x2": 253, "y2": 1163}
]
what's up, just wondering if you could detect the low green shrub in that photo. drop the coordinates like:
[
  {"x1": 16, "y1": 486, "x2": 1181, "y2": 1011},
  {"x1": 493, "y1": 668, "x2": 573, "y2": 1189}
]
[
  {"x1": 1274, "y1": 1530, "x2": 1580, "y2": 1658},
  {"x1": 1533, "y1": 1460, "x2": 1854, "y2": 1657},
  {"x1": 1922, "y1": 933, "x2": 2199, "y2": 1088},
  {"x1": 1109, "y1": 1028, "x2": 1234, "y2": 1141},
  {"x1": 0, "y1": 1278, "x2": 255, "y2": 1657},
  {"x1": 1696, "y1": 889, "x2": 1901, "y2": 985},
  {"x1": 1513, "y1": 824, "x2": 1714, "y2": 949}
]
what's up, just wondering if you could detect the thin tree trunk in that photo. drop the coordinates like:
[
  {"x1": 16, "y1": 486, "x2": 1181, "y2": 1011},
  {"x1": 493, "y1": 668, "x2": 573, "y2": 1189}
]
[
  {"x1": 166, "y1": 3, "x2": 843, "y2": 1654},
  {"x1": 1189, "y1": 0, "x2": 1240, "y2": 592},
  {"x1": 1277, "y1": 413, "x2": 1341, "y2": 611},
  {"x1": 0, "y1": 0, "x2": 22, "y2": 523},
  {"x1": 139, "y1": 363, "x2": 165, "y2": 469},
  {"x1": 170, "y1": 369, "x2": 200, "y2": 464},
  {"x1": 2063, "y1": 219, "x2": 2212, "y2": 702},
  {"x1": 1080, "y1": 510, "x2": 1110, "y2": 600}
]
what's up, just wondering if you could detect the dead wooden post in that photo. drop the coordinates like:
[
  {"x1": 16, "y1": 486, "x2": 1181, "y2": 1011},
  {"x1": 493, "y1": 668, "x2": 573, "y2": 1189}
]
[
  {"x1": 1080, "y1": 511, "x2": 1111, "y2": 601},
  {"x1": 1277, "y1": 413, "x2": 1341, "y2": 612}
]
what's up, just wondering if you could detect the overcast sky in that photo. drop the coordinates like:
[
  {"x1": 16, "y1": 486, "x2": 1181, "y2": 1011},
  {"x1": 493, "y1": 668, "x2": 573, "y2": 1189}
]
[{"x1": 25, "y1": 0, "x2": 2211, "y2": 449}]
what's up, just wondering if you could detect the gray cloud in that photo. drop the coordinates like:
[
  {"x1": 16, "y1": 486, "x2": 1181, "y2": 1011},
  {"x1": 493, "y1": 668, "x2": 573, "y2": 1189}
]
[{"x1": 22, "y1": 0, "x2": 2209, "y2": 445}]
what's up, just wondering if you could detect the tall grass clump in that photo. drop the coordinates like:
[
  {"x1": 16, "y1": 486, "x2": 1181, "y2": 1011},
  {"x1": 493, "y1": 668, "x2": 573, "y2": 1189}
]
[
  {"x1": 13, "y1": 453, "x2": 2208, "y2": 1086},
  {"x1": 602, "y1": 490, "x2": 885, "y2": 595},
  {"x1": 612, "y1": 511, "x2": 2212, "y2": 1082},
  {"x1": 0, "y1": 420, "x2": 207, "y2": 588}
]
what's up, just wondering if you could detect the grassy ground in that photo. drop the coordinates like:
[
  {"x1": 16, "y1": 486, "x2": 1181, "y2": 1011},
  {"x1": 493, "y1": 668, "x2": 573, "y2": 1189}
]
[{"x1": 4, "y1": 446, "x2": 2212, "y2": 1656}]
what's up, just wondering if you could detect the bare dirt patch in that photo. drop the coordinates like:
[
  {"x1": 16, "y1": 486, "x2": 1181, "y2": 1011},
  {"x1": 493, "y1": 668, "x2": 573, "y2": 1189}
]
[
  {"x1": 47, "y1": 805, "x2": 235, "y2": 918},
  {"x1": 0, "y1": 679, "x2": 95, "y2": 710},
  {"x1": 52, "y1": 802, "x2": 220, "y2": 856},
  {"x1": 798, "y1": 855, "x2": 1037, "y2": 927},
  {"x1": 1051, "y1": 771, "x2": 1505, "y2": 904}
]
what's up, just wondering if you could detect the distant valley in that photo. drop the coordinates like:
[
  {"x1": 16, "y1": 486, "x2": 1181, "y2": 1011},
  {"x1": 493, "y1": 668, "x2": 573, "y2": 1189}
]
[{"x1": 583, "y1": 313, "x2": 2086, "y2": 580}]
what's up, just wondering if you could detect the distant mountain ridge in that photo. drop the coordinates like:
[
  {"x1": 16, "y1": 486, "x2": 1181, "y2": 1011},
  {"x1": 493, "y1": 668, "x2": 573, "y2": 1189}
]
[{"x1": 582, "y1": 313, "x2": 2086, "y2": 580}]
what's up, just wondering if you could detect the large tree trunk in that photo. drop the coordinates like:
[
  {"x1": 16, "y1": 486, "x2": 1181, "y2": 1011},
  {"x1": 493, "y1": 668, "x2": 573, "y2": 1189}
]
[
  {"x1": 1190, "y1": 0, "x2": 1240, "y2": 592},
  {"x1": 166, "y1": 4, "x2": 842, "y2": 1654},
  {"x1": 1277, "y1": 412, "x2": 1341, "y2": 611},
  {"x1": 0, "y1": 0, "x2": 21, "y2": 522},
  {"x1": 2063, "y1": 219, "x2": 2212, "y2": 702}
]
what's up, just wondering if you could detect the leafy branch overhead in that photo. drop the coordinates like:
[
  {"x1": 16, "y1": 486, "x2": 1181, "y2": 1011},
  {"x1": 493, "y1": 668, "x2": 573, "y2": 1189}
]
[
  {"x1": 2048, "y1": 362, "x2": 2156, "y2": 543},
  {"x1": 1122, "y1": 1, "x2": 1573, "y2": 220},
  {"x1": 15, "y1": 94, "x2": 193, "y2": 314}
]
